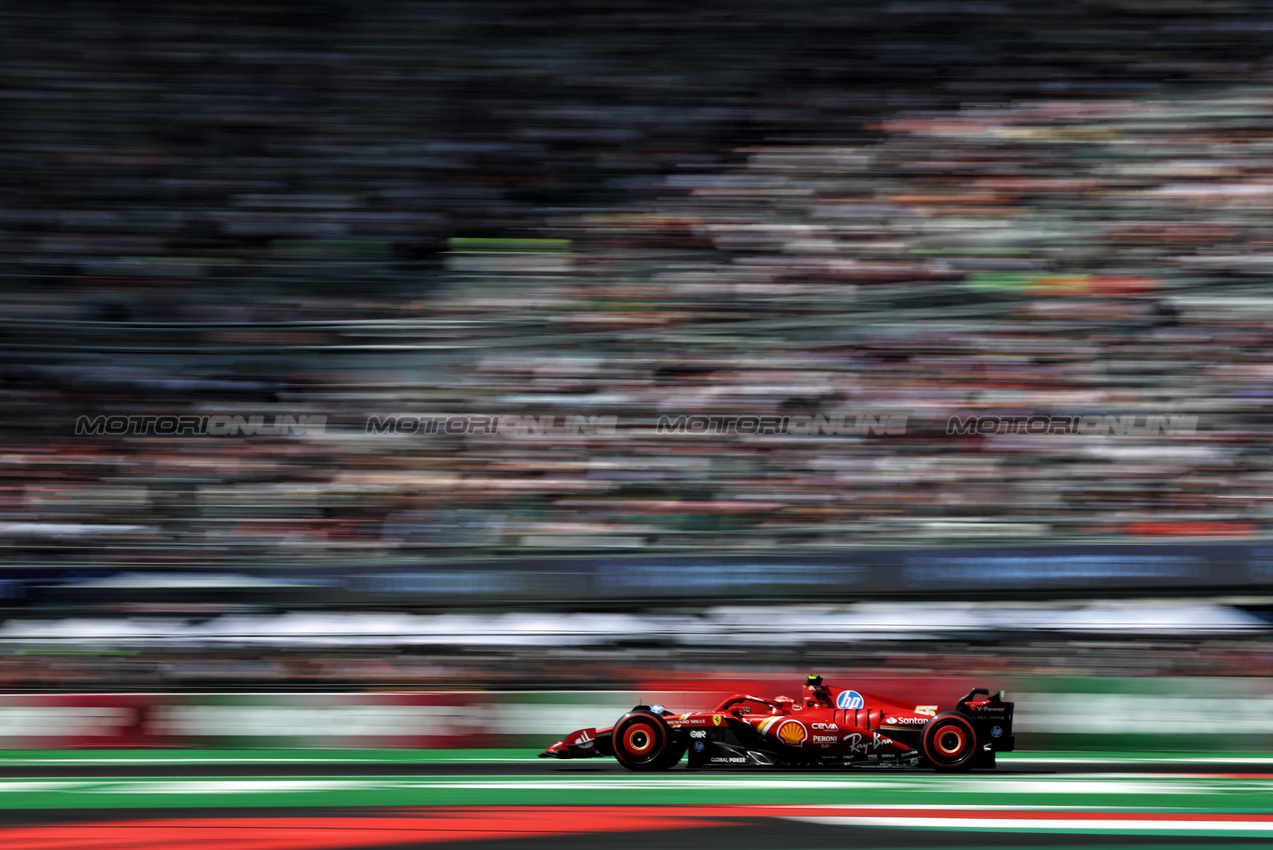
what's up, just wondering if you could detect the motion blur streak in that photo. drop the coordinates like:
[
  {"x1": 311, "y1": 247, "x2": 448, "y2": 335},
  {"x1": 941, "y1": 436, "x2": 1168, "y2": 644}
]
[
  {"x1": 6, "y1": 1, "x2": 1273, "y2": 565},
  {"x1": 2, "y1": 0, "x2": 1273, "y2": 799},
  {"x1": 0, "y1": 809, "x2": 732, "y2": 850},
  {"x1": 5, "y1": 806, "x2": 1273, "y2": 849}
]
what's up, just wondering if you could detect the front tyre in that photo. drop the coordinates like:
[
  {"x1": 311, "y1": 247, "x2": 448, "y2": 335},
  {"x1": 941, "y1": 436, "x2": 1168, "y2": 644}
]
[
  {"x1": 921, "y1": 712, "x2": 978, "y2": 771},
  {"x1": 613, "y1": 711, "x2": 681, "y2": 771}
]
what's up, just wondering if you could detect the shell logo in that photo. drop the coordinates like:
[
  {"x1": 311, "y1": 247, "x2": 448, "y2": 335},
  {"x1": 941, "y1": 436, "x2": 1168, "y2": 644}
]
[{"x1": 776, "y1": 719, "x2": 807, "y2": 747}]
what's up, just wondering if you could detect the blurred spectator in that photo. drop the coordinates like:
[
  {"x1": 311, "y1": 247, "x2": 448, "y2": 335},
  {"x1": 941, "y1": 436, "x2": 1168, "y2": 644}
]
[
  {"x1": 0, "y1": 638, "x2": 1267, "y2": 692},
  {"x1": 5, "y1": 0, "x2": 1273, "y2": 564}
]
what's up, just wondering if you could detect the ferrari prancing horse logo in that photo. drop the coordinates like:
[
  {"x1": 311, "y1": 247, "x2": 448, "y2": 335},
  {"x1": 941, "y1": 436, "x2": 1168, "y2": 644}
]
[{"x1": 712, "y1": 714, "x2": 722, "y2": 726}]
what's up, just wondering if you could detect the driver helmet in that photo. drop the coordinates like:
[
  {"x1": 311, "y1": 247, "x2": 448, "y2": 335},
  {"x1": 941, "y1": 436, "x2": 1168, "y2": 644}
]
[{"x1": 804, "y1": 674, "x2": 832, "y2": 708}]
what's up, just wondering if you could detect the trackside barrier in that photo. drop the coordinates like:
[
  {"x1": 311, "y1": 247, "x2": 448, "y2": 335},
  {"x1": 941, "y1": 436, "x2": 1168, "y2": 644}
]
[
  {"x1": 1008, "y1": 676, "x2": 1273, "y2": 751},
  {"x1": 0, "y1": 678, "x2": 1268, "y2": 750},
  {"x1": 15, "y1": 538, "x2": 1273, "y2": 607}
]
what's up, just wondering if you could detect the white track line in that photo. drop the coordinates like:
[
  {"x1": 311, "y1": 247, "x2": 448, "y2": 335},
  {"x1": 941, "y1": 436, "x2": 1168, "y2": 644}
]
[
  {"x1": 788, "y1": 814, "x2": 1273, "y2": 833},
  {"x1": 1002, "y1": 755, "x2": 1273, "y2": 764}
]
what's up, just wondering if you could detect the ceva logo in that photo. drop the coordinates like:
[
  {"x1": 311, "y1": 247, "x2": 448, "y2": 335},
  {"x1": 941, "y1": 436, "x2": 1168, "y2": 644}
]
[{"x1": 836, "y1": 690, "x2": 864, "y2": 710}]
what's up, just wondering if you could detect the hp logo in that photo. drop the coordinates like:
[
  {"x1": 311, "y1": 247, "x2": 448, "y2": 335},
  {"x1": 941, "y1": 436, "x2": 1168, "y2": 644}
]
[{"x1": 835, "y1": 690, "x2": 864, "y2": 710}]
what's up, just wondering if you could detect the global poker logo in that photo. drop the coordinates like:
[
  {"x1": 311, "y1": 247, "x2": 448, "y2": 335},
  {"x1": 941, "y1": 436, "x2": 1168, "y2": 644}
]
[
  {"x1": 776, "y1": 719, "x2": 807, "y2": 747},
  {"x1": 836, "y1": 690, "x2": 864, "y2": 710}
]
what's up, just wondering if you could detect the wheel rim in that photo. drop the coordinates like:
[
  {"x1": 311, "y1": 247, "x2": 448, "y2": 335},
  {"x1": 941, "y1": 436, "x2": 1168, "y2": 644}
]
[
  {"x1": 924, "y1": 717, "x2": 975, "y2": 768},
  {"x1": 624, "y1": 723, "x2": 656, "y2": 756},
  {"x1": 937, "y1": 728, "x2": 965, "y2": 756}
]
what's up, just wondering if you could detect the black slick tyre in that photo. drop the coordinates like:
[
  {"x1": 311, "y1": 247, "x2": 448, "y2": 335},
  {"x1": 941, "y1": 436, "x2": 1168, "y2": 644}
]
[
  {"x1": 921, "y1": 712, "x2": 978, "y2": 771},
  {"x1": 613, "y1": 711, "x2": 679, "y2": 771}
]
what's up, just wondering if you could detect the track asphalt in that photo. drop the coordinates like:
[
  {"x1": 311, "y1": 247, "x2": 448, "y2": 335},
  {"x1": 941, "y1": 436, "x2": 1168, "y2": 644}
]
[{"x1": 0, "y1": 752, "x2": 1270, "y2": 848}]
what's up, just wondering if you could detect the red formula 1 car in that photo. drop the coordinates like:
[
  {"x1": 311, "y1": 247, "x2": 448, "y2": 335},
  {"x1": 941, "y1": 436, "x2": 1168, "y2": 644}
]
[{"x1": 541, "y1": 675, "x2": 1014, "y2": 771}]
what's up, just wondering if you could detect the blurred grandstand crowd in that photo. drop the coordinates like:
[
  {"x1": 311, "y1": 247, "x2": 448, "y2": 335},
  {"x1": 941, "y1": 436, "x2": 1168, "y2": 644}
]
[
  {"x1": 5, "y1": 0, "x2": 1273, "y2": 567},
  {"x1": 2, "y1": 638, "x2": 1269, "y2": 692}
]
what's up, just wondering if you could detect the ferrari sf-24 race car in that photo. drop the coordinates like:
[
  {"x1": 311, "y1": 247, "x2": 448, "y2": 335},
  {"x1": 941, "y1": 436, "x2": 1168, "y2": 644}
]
[{"x1": 542, "y1": 675, "x2": 1014, "y2": 771}]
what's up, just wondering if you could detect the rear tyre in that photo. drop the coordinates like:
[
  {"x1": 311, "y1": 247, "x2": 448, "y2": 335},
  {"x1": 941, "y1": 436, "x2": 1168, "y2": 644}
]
[
  {"x1": 660, "y1": 737, "x2": 688, "y2": 769},
  {"x1": 921, "y1": 713, "x2": 978, "y2": 771},
  {"x1": 613, "y1": 711, "x2": 679, "y2": 771}
]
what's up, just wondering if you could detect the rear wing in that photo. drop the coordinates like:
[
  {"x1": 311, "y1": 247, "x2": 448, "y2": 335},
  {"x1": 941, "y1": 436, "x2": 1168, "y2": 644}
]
[{"x1": 956, "y1": 687, "x2": 1014, "y2": 753}]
